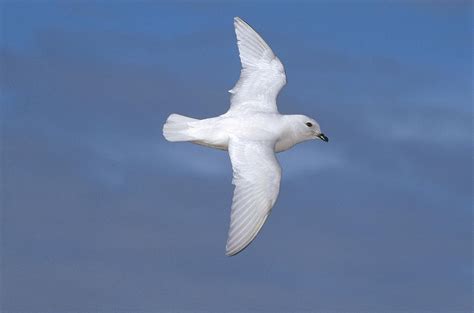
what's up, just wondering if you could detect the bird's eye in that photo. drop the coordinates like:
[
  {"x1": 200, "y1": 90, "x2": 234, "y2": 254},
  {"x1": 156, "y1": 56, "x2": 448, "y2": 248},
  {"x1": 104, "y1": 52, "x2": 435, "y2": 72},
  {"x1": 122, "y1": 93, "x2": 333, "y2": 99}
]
[{"x1": 305, "y1": 122, "x2": 313, "y2": 127}]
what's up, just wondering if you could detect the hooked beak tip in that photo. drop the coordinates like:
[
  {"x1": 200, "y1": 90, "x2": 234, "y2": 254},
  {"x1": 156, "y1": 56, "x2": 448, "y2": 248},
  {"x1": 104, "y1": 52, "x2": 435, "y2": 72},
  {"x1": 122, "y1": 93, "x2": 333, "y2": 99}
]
[{"x1": 318, "y1": 133, "x2": 329, "y2": 142}]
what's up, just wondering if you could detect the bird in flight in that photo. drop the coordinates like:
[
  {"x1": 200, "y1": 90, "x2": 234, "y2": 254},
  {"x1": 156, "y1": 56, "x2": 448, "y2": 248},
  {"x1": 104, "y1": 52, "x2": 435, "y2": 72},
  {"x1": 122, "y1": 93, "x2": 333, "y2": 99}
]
[{"x1": 163, "y1": 17, "x2": 328, "y2": 256}]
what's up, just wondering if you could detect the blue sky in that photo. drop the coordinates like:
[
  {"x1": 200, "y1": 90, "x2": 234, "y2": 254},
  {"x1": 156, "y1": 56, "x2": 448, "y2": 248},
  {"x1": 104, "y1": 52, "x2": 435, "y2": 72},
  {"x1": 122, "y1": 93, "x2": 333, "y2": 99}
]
[{"x1": 1, "y1": 1, "x2": 472, "y2": 312}]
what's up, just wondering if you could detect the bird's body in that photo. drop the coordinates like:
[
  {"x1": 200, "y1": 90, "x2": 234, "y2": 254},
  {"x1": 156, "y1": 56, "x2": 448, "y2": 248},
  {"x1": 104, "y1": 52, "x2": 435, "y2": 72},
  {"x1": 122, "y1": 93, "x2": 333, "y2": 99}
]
[
  {"x1": 167, "y1": 112, "x2": 312, "y2": 152},
  {"x1": 163, "y1": 17, "x2": 328, "y2": 256}
]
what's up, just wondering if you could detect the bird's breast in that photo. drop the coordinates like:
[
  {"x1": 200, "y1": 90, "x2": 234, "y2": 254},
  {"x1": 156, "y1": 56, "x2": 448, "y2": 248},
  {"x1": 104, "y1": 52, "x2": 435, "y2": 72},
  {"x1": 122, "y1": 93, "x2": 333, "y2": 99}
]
[{"x1": 275, "y1": 136, "x2": 297, "y2": 152}]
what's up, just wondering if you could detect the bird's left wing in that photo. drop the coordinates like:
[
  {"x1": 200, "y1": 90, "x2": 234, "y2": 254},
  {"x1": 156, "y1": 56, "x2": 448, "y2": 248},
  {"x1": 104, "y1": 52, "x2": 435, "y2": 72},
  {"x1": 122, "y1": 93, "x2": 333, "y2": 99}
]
[
  {"x1": 226, "y1": 137, "x2": 281, "y2": 256},
  {"x1": 227, "y1": 17, "x2": 287, "y2": 114}
]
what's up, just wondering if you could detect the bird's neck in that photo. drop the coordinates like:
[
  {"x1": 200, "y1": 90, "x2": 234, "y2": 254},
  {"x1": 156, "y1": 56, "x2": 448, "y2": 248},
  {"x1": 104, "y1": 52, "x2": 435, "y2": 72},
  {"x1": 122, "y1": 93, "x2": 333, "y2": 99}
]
[{"x1": 275, "y1": 115, "x2": 305, "y2": 152}]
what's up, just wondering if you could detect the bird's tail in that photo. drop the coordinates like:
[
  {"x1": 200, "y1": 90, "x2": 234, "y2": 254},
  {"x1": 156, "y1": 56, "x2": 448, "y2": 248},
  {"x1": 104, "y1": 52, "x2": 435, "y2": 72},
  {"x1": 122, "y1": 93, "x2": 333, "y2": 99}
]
[{"x1": 163, "y1": 113, "x2": 199, "y2": 142}]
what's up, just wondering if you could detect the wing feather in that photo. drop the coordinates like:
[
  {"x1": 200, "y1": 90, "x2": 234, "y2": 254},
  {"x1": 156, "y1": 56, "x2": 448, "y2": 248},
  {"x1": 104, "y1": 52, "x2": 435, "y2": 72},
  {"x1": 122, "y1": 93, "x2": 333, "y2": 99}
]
[
  {"x1": 228, "y1": 17, "x2": 287, "y2": 114},
  {"x1": 225, "y1": 137, "x2": 281, "y2": 256}
]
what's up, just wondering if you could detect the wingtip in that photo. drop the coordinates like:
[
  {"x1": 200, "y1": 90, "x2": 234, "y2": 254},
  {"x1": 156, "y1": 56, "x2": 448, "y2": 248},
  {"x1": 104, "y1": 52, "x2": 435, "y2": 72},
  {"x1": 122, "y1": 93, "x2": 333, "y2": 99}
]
[
  {"x1": 225, "y1": 245, "x2": 249, "y2": 257},
  {"x1": 225, "y1": 247, "x2": 234, "y2": 257},
  {"x1": 225, "y1": 241, "x2": 250, "y2": 257},
  {"x1": 225, "y1": 242, "x2": 243, "y2": 256},
  {"x1": 225, "y1": 248, "x2": 239, "y2": 257},
  {"x1": 234, "y1": 16, "x2": 246, "y2": 26},
  {"x1": 225, "y1": 243, "x2": 235, "y2": 256}
]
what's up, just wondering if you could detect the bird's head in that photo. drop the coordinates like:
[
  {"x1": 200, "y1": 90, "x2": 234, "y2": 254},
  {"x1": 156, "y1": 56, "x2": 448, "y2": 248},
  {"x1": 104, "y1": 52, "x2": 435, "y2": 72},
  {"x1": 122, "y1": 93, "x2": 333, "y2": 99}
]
[{"x1": 290, "y1": 115, "x2": 328, "y2": 143}]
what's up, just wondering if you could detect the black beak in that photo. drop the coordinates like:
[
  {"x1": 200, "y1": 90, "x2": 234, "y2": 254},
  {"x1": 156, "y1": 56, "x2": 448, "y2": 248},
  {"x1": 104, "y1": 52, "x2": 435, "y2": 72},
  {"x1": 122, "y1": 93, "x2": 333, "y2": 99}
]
[{"x1": 318, "y1": 133, "x2": 329, "y2": 142}]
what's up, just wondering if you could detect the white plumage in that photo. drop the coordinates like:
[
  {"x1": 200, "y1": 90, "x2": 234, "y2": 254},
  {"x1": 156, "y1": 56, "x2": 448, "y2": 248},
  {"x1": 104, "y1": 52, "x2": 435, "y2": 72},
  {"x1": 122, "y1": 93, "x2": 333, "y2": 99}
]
[
  {"x1": 226, "y1": 137, "x2": 281, "y2": 256},
  {"x1": 229, "y1": 17, "x2": 287, "y2": 113},
  {"x1": 163, "y1": 17, "x2": 328, "y2": 256}
]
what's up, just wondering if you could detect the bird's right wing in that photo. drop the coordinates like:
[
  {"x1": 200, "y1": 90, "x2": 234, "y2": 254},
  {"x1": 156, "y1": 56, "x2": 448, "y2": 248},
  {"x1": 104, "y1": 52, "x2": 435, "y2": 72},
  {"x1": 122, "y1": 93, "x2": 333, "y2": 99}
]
[
  {"x1": 228, "y1": 17, "x2": 287, "y2": 114},
  {"x1": 225, "y1": 137, "x2": 281, "y2": 256}
]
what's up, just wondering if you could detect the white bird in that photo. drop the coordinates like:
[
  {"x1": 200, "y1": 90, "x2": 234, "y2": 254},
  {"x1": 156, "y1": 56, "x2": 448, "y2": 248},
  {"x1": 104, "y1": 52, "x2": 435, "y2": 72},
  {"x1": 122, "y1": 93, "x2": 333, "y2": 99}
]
[{"x1": 163, "y1": 17, "x2": 328, "y2": 256}]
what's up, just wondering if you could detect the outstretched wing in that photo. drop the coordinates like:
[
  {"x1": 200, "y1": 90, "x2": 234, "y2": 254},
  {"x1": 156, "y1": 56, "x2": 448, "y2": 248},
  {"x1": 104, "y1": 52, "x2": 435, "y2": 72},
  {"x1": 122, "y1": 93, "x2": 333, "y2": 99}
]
[
  {"x1": 228, "y1": 17, "x2": 287, "y2": 114},
  {"x1": 226, "y1": 137, "x2": 281, "y2": 256}
]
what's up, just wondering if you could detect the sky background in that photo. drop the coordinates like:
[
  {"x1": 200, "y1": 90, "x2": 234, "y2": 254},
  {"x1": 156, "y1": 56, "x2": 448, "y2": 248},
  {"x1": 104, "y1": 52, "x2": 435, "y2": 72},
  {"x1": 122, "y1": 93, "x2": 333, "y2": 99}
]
[{"x1": 0, "y1": 1, "x2": 472, "y2": 313}]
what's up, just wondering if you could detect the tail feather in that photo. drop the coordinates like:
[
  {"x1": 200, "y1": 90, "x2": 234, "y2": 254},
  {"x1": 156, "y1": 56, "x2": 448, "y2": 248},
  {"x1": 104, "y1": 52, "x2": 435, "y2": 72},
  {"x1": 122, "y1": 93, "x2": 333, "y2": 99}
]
[{"x1": 163, "y1": 114, "x2": 198, "y2": 142}]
